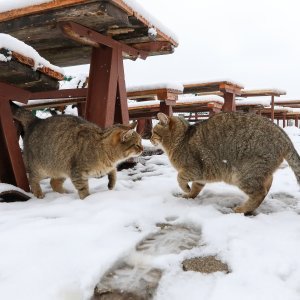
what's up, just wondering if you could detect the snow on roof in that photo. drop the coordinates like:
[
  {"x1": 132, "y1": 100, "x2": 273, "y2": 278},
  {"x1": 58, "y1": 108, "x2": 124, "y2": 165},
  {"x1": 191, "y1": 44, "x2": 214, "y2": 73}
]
[
  {"x1": 127, "y1": 82, "x2": 184, "y2": 93},
  {"x1": 0, "y1": 0, "x2": 51, "y2": 13},
  {"x1": 0, "y1": 33, "x2": 64, "y2": 74}
]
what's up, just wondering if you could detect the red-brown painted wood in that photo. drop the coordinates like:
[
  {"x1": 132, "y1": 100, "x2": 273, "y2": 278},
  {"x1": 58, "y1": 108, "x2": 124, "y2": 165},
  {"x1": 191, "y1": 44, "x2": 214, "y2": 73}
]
[
  {"x1": 0, "y1": 100, "x2": 29, "y2": 191},
  {"x1": 222, "y1": 92, "x2": 236, "y2": 112}
]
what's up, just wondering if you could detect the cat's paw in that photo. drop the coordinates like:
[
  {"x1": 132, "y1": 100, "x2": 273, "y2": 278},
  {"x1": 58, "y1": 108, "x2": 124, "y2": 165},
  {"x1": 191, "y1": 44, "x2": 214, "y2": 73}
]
[
  {"x1": 108, "y1": 182, "x2": 115, "y2": 190},
  {"x1": 33, "y1": 190, "x2": 45, "y2": 199},
  {"x1": 233, "y1": 205, "x2": 254, "y2": 215}
]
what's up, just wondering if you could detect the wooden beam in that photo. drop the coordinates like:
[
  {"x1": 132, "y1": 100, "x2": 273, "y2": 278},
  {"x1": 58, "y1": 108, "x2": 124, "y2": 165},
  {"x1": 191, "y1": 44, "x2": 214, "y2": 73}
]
[{"x1": 59, "y1": 21, "x2": 148, "y2": 60}]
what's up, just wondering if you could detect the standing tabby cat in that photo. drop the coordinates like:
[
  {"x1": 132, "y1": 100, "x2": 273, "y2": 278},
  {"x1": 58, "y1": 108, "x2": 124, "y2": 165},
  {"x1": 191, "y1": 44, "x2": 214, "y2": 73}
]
[
  {"x1": 151, "y1": 112, "x2": 300, "y2": 214},
  {"x1": 11, "y1": 102, "x2": 143, "y2": 199}
]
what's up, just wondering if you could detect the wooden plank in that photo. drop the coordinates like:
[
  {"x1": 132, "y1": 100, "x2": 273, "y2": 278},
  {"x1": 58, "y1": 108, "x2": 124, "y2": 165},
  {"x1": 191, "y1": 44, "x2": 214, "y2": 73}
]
[
  {"x1": 184, "y1": 81, "x2": 244, "y2": 95},
  {"x1": 0, "y1": 0, "x2": 92, "y2": 22},
  {"x1": 241, "y1": 89, "x2": 286, "y2": 97}
]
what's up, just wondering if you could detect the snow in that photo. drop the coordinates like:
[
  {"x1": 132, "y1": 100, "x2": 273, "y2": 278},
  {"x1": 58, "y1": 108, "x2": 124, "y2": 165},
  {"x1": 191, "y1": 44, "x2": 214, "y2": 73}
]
[
  {"x1": 1, "y1": 130, "x2": 300, "y2": 299},
  {"x1": 0, "y1": 33, "x2": 64, "y2": 74},
  {"x1": 0, "y1": 0, "x2": 51, "y2": 13},
  {"x1": 128, "y1": 99, "x2": 160, "y2": 108},
  {"x1": 183, "y1": 79, "x2": 244, "y2": 89},
  {"x1": 235, "y1": 98, "x2": 270, "y2": 106},
  {"x1": 59, "y1": 74, "x2": 88, "y2": 90},
  {"x1": 121, "y1": 0, "x2": 178, "y2": 44},
  {"x1": 178, "y1": 94, "x2": 224, "y2": 104},
  {"x1": 127, "y1": 82, "x2": 184, "y2": 93}
]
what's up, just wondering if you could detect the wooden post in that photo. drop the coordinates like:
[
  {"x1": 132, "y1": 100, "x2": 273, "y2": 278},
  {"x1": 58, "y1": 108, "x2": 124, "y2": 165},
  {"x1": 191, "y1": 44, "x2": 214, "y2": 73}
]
[
  {"x1": 0, "y1": 83, "x2": 31, "y2": 191},
  {"x1": 222, "y1": 92, "x2": 236, "y2": 112},
  {"x1": 59, "y1": 21, "x2": 147, "y2": 128},
  {"x1": 271, "y1": 95, "x2": 275, "y2": 122},
  {"x1": 136, "y1": 118, "x2": 153, "y2": 139},
  {"x1": 295, "y1": 115, "x2": 299, "y2": 127},
  {"x1": 283, "y1": 114, "x2": 286, "y2": 128},
  {"x1": 159, "y1": 101, "x2": 173, "y2": 116}
]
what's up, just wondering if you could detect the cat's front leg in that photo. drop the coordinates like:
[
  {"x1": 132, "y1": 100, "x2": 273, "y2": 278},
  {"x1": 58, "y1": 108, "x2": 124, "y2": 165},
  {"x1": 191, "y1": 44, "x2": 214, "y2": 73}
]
[
  {"x1": 177, "y1": 172, "x2": 191, "y2": 194},
  {"x1": 107, "y1": 168, "x2": 117, "y2": 190},
  {"x1": 71, "y1": 169, "x2": 89, "y2": 199},
  {"x1": 182, "y1": 182, "x2": 205, "y2": 199},
  {"x1": 28, "y1": 171, "x2": 44, "y2": 199}
]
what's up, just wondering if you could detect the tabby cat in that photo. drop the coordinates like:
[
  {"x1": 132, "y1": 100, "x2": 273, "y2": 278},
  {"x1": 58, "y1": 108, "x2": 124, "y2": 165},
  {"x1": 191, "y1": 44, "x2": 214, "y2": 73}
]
[
  {"x1": 151, "y1": 112, "x2": 300, "y2": 214},
  {"x1": 11, "y1": 102, "x2": 143, "y2": 199}
]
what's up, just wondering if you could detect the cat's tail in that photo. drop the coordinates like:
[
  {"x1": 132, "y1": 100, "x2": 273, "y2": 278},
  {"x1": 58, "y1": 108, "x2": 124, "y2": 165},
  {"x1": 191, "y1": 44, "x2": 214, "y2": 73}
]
[
  {"x1": 285, "y1": 144, "x2": 300, "y2": 185},
  {"x1": 10, "y1": 101, "x2": 37, "y2": 130}
]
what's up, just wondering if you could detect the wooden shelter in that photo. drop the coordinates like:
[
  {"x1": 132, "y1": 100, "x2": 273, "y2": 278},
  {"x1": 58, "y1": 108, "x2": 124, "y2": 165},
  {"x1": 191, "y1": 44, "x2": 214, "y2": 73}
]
[{"x1": 0, "y1": 0, "x2": 178, "y2": 192}]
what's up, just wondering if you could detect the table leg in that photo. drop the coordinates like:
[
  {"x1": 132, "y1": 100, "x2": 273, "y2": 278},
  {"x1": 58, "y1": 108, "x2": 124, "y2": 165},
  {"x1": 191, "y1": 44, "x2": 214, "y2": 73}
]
[
  {"x1": 0, "y1": 101, "x2": 29, "y2": 191},
  {"x1": 159, "y1": 101, "x2": 173, "y2": 116},
  {"x1": 222, "y1": 92, "x2": 236, "y2": 112},
  {"x1": 86, "y1": 45, "x2": 129, "y2": 128}
]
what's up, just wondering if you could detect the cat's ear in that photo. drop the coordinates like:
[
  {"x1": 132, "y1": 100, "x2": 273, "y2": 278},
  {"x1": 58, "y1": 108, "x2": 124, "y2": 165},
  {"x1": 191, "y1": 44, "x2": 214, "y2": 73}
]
[
  {"x1": 121, "y1": 129, "x2": 135, "y2": 142},
  {"x1": 129, "y1": 121, "x2": 137, "y2": 129},
  {"x1": 157, "y1": 113, "x2": 169, "y2": 126}
]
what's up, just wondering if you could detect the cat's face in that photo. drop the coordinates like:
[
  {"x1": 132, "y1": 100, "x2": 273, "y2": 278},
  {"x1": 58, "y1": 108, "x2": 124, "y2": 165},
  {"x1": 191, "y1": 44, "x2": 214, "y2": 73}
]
[
  {"x1": 150, "y1": 113, "x2": 171, "y2": 146},
  {"x1": 121, "y1": 130, "x2": 144, "y2": 158}
]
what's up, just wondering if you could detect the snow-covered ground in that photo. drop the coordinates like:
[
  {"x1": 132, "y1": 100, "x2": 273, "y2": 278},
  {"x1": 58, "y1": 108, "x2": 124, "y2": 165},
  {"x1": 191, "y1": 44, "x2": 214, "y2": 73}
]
[{"x1": 1, "y1": 128, "x2": 300, "y2": 300}]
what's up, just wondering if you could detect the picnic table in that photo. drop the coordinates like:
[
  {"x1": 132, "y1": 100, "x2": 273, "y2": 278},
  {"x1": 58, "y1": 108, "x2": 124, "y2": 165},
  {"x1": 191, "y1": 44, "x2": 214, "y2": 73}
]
[
  {"x1": 0, "y1": 0, "x2": 178, "y2": 192},
  {"x1": 274, "y1": 99, "x2": 300, "y2": 126},
  {"x1": 183, "y1": 80, "x2": 244, "y2": 112},
  {"x1": 240, "y1": 89, "x2": 286, "y2": 121},
  {"x1": 261, "y1": 106, "x2": 293, "y2": 127}
]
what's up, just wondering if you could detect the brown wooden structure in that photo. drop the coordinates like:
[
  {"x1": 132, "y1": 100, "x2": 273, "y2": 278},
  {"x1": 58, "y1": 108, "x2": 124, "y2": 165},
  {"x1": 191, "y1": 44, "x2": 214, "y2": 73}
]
[
  {"x1": 274, "y1": 100, "x2": 300, "y2": 127},
  {"x1": 183, "y1": 80, "x2": 244, "y2": 112},
  {"x1": 0, "y1": 0, "x2": 178, "y2": 191},
  {"x1": 260, "y1": 106, "x2": 293, "y2": 127},
  {"x1": 240, "y1": 89, "x2": 286, "y2": 121}
]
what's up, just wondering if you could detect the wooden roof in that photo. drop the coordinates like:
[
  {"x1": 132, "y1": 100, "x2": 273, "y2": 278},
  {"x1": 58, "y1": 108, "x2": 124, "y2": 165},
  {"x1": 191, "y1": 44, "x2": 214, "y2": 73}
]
[{"x1": 0, "y1": 0, "x2": 178, "y2": 67}]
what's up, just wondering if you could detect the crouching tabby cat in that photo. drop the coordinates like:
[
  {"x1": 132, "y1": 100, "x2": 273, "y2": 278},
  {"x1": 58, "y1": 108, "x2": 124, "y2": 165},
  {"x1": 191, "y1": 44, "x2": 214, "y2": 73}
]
[
  {"x1": 11, "y1": 102, "x2": 143, "y2": 199},
  {"x1": 151, "y1": 112, "x2": 300, "y2": 214}
]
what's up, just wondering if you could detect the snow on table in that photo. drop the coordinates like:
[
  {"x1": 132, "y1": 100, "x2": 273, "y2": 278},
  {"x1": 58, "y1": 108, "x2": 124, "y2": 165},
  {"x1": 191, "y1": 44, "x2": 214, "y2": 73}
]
[{"x1": 0, "y1": 33, "x2": 64, "y2": 74}]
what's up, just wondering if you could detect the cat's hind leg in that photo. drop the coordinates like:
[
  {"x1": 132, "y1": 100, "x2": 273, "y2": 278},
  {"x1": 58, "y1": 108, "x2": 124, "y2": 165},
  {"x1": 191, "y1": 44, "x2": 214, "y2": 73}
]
[
  {"x1": 234, "y1": 175, "x2": 273, "y2": 214},
  {"x1": 177, "y1": 172, "x2": 191, "y2": 194},
  {"x1": 107, "y1": 169, "x2": 117, "y2": 190},
  {"x1": 28, "y1": 171, "x2": 44, "y2": 199},
  {"x1": 50, "y1": 178, "x2": 66, "y2": 193}
]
